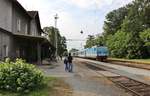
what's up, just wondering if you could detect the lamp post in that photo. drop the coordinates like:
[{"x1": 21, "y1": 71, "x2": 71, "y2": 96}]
[
  {"x1": 54, "y1": 14, "x2": 59, "y2": 59},
  {"x1": 80, "y1": 30, "x2": 83, "y2": 34},
  {"x1": 80, "y1": 30, "x2": 84, "y2": 49}
]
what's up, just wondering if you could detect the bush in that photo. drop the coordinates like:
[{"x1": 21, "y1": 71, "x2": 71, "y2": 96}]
[{"x1": 0, "y1": 58, "x2": 44, "y2": 93}]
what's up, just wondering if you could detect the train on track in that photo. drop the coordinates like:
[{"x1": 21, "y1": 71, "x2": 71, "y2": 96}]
[{"x1": 72, "y1": 46, "x2": 109, "y2": 62}]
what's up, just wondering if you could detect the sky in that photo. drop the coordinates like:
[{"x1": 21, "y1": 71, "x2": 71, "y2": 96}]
[{"x1": 17, "y1": 0, "x2": 133, "y2": 50}]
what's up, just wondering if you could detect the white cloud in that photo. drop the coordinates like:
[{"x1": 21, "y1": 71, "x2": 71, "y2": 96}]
[
  {"x1": 17, "y1": 0, "x2": 133, "y2": 50},
  {"x1": 17, "y1": 0, "x2": 43, "y2": 10},
  {"x1": 62, "y1": 0, "x2": 116, "y2": 9},
  {"x1": 62, "y1": 0, "x2": 133, "y2": 10}
]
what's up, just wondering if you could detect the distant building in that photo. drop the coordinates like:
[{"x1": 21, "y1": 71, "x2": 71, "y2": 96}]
[{"x1": 0, "y1": 0, "x2": 54, "y2": 64}]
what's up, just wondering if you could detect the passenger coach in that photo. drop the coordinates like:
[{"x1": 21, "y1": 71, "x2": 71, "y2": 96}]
[{"x1": 74, "y1": 46, "x2": 109, "y2": 62}]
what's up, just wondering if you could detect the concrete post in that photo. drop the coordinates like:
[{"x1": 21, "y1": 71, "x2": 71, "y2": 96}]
[{"x1": 37, "y1": 42, "x2": 41, "y2": 65}]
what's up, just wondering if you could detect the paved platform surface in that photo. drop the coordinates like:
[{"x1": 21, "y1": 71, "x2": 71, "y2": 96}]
[
  {"x1": 39, "y1": 59, "x2": 132, "y2": 96},
  {"x1": 78, "y1": 58, "x2": 150, "y2": 85}
]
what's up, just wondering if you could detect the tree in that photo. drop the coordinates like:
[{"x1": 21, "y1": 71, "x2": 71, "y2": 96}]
[
  {"x1": 140, "y1": 28, "x2": 150, "y2": 46},
  {"x1": 43, "y1": 26, "x2": 56, "y2": 46},
  {"x1": 69, "y1": 48, "x2": 79, "y2": 53},
  {"x1": 103, "y1": 6, "x2": 129, "y2": 36},
  {"x1": 140, "y1": 29, "x2": 150, "y2": 57},
  {"x1": 95, "y1": 35, "x2": 105, "y2": 46},
  {"x1": 84, "y1": 0, "x2": 150, "y2": 59},
  {"x1": 103, "y1": 0, "x2": 150, "y2": 59},
  {"x1": 84, "y1": 35, "x2": 96, "y2": 48},
  {"x1": 106, "y1": 31, "x2": 130, "y2": 58},
  {"x1": 43, "y1": 26, "x2": 67, "y2": 57},
  {"x1": 58, "y1": 36, "x2": 67, "y2": 56},
  {"x1": 120, "y1": 0, "x2": 149, "y2": 58}
]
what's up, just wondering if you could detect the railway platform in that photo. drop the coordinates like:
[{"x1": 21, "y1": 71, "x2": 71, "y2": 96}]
[
  {"x1": 77, "y1": 58, "x2": 150, "y2": 85},
  {"x1": 38, "y1": 59, "x2": 132, "y2": 96}
]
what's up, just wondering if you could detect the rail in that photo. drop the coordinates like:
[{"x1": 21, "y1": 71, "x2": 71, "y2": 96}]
[{"x1": 80, "y1": 61, "x2": 150, "y2": 96}]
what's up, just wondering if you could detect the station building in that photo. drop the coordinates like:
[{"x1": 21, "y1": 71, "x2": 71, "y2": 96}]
[{"x1": 0, "y1": 0, "x2": 54, "y2": 64}]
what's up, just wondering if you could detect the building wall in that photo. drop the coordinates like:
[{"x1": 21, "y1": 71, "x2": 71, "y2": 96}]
[
  {"x1": 12, "y1": 4, "x2": 30, "y2": 35},
  {"x1": 0, "y1": 0, "x2": 44, "y2": 62},
  {"x1": 30, "y1": 19, "x2": 38, "y2": 36},
  {"x1": 0, "y1": 0, "x2": 12, "y2": 32},
  {"x1": 0, "y1": 30, "x2": 14, "y2": 60},
  {"x1": 30, "y1": 16, "x2": 41, "y2": 36}
]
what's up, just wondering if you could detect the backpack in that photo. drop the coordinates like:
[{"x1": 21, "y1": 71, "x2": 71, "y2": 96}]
[{"x1": 64, "y1": 57, "x2": 68, "y2": 64}]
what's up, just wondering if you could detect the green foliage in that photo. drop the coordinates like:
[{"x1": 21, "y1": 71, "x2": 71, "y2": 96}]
[
  {"x1": 140, "y1": 28, "x2": 150, "y2": 46},
  {"x1": 85, "y1": 0, "x2": 150, "y2": 59},
  {"x1": 126, "y1": 35, "x2": 145, "y2": 59},
  {"x1": 84, "y1": 35, "x2": 96, "y2": 48},
  {"x1": 0, "y1": 77, "x2": 58, "y2": 96},
  {"x1": 103, "y1": 6, "x2": 129, "y2": 36},
  {"x1": 106, "y1": 31, "x2": 146, "y2": 59},
  {"x1": 58, "y1": 36, "x2": 67, "y2": 56},
  {"x1": 95, "y1": 35, "x2": 105, "y2": 46},
  {"x1": 0, "y1": 59, "x2": 44, "y2": 93},
  {"x1": 140, "y1": 29, "x2": 150, "y2": 57},
  {"x1": 69, "y1": 48, "x2": 79, "y2": 53},
  {"x1": 43, "y1": 26, "x2": 67, "y2": 57},
  {"x1": 43, "y1": 27, "x2": 56, "y2": 46},
  {"x1": 106, "y1": 31, "x2": 130, "y2": 58}
]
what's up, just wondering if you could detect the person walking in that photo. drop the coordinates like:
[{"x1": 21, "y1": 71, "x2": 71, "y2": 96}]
[
  {"x1": 68, "y1": 53, "x2": 73, "y2": 72},
  {"x1": 64, "y1": 55, "x2": 68, "y2": 71}
]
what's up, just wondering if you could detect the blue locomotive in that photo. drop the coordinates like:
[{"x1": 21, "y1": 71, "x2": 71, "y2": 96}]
[{"x1": 74, "y1": 46, "x2": 109, "y2": 62}]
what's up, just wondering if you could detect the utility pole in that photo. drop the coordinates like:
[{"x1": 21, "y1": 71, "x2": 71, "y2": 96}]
[{"x1": 54, "y1": 14, "x2": 59, "y2": 59}]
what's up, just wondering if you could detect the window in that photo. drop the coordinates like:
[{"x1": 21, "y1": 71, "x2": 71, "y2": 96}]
[
  {"x1": 17, "y1": 19, "x2": 21, "y2": 32},
  {"x1": 3, "y1": 45, "x2": 8, "y2": 57},
  {"x1": 33, "y1": 27, "x2": 36, "y2": 35},
  {"x1": 34, "y1": 27, "x2": 36, "y2": 35},
  {"x1": 25, "y1": 24, "x2": 28, "y2": 34},
  {"x1": 16, "y1": 48, "x2": 20, "y2": 58},
  {"x1": 32, "y1": 26, "x2": 36, "y2": 35}
]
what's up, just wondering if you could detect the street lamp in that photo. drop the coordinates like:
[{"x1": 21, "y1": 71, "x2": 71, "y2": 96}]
[
  {"x1": 54, "y1": 14, "x2": 59, "y2": 59},
  {"x1": 80, "y1": 30, "x2": 83, "y2": 34},
  {"x1": 80, "y1": 30, "x2": 84, "y2": 49}
]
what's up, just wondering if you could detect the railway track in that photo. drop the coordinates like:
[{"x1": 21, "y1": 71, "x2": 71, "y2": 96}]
[
  {"x1": 80, "y1": 61, "x2": 150, "y2": 96},
  {"x1": 109, "y1": 76, "x2": 150, "y2": 96}
]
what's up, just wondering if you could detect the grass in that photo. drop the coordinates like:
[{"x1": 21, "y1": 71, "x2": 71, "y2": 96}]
[
  {"x1": 109, "y1": 58, "x2": 150, "y2": 64},
  {"x1": 0, "y1": 77, "x2": 71, "y2": 96}
]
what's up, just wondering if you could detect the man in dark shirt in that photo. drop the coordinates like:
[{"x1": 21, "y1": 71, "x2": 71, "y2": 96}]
[{"x1": 68, "y1": 53, "x2": 73, "y2": 72}]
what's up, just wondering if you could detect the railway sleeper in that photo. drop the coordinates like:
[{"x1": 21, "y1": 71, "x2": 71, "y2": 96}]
[
  {"x1": 137, "y1": 92, "x2": 150, "y2": 96},
  {"x1": 123, "y1": 83, "x2": 143, "y2": 87},
  {"x1": 132, "y1": 85, "x2": 149, "y2": 89},
  {"x1": 110, "y1": 78, "x2": 130, "y2": 82},
  {"x1": 135, "y1": 88, "x2": 150, "y2": 93},
  {"x1": 115, "y1": 81, "x2": 132, "y2": 84},
  {"x1": 143, "y1": 93, "x2": 150, "y2": 96},
  {"x1": 130, "y1": 86, "x2": 149, "y2": 90},
  {"x1": 110, "y1": 78, "x2": 129, "y2": 82}
]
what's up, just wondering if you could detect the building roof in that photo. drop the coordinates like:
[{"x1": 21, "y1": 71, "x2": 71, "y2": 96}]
[
  {"x1": 13, "y1": 33, "x2": 45, "y2": 40},
  {"x1": 13, "y1": 33, "x2": 54, "y2": 47},
  {"x1": 0, "y1": 26, "x2": 54, "y2": 48},
  {"x1": 28, "y1": 11, "x2": 38, "y2": 18},
  {"x1": 28, "y1": 11, "x2": 44, "y2": 33},
  {"x1": 0, "y1": 27, "x2": 13, "y2": 35},
  {"x1": 12, "y1": 0, "x2": 31, "y2": 19},
  {"x1": 12, "y1": 0, "x2": 43, "y2": 33}
]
